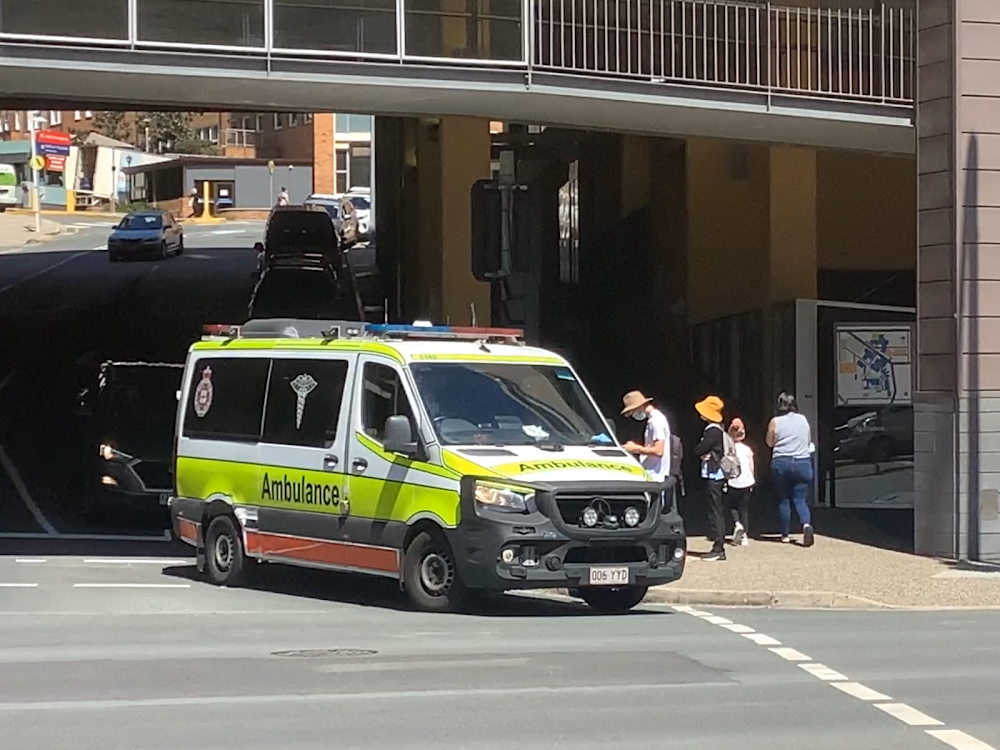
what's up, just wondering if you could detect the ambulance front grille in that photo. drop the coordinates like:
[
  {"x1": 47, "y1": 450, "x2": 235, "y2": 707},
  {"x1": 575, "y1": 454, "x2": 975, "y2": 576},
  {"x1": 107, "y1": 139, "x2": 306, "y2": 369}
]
[{"x1": 554, "y1": 493, "x2": 651, "y2": 527}]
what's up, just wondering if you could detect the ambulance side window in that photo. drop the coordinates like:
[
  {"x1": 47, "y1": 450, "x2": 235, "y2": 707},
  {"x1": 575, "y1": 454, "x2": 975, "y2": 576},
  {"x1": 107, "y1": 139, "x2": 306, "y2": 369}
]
[
  {"x1": 262, "y1": 358, "x2": 350, "y2": 448},
  {"x1": 361, "y1": 362, "x2": 414, "y2": 442},
  {"x1": 183, "y1": 357, "x2": 269, "y2": 442}
]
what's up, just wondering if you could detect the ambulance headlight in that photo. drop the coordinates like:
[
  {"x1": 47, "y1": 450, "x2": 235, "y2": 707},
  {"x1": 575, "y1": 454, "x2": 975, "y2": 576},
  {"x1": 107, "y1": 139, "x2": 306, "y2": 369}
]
[
  {"x1": 473, "y1": 482, "x2": 531, "y2": 513},
  {"x1": 624, "y1": 507, "x2": 641, "y2": 527}
]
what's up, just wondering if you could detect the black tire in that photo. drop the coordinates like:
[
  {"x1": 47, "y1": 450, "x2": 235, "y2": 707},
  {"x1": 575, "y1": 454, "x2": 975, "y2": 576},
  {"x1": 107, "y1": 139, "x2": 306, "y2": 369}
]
[
  {"x1": 402, "y1": 530, "x2": 466, "y2": 613},
  {"x1": 579, "y1": 585, "x2": 649, "y2": 614},
  {"x1": 108, "y1": 253, "x2": 119, "y2": 263},
  {"x1": 160, "y1": 242, "x2": 168, "y2": 260},
  {"x1": 176, "y1": 237, "x2": 184, "y2": 255},
  {"x1": 204, "y1": 515, "x2": 249, "y2": 587}
]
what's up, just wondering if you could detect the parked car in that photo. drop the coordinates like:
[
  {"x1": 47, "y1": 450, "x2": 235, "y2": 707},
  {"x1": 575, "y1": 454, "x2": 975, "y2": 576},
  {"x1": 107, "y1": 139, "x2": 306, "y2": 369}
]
[
  {"x1": 248, "y1": 257, "x2": 362, "y2": 321},
  {"x1": 0, "y1": 164, "x2": 18, "y2": 212},
  {"x1": 108, "y1": 210, "x2": 184, "y2": 262},
  {"x1": 74, "y1": 361, "x2": 184, "y2": 520}
]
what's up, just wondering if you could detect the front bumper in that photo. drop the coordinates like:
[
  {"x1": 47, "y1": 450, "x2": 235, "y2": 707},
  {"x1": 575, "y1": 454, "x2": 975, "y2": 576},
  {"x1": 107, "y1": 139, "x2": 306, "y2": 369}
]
[{"x1": 448, "y1": 476, "x2": 686, "y2": 592}]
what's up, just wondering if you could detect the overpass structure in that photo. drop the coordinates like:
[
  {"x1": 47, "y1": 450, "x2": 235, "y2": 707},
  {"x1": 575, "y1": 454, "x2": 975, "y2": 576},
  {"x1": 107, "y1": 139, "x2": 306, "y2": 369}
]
[
  {"x1": 6, "y1": 1, "x2": 1000, "y2": 566},
  {"x1": 0, "y1": 0, "x2": 913, "y2": 152}
]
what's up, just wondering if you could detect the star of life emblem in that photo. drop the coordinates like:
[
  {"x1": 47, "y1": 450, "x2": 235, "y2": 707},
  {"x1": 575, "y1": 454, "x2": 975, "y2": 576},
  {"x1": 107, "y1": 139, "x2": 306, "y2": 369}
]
[
  {"x1": 193, "y1": 366, "x2": 214, "y2": 418},
  {"x1": 290, "y1": 373, "x2": 318, "y2": 429}
]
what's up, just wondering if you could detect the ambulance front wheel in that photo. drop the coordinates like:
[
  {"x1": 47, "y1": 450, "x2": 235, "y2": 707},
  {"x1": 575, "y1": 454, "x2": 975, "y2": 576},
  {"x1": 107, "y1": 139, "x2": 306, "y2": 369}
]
[
  {"x1": 204, "y1": 515, "x2": 249, "y2": 587},
  {"x1": 403, "y1": 530, "x2": 467, "y2": 613}
]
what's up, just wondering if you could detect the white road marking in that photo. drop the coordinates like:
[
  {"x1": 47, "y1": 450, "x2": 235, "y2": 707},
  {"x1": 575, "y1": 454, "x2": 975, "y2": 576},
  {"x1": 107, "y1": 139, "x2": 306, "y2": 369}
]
[
  {"x1": 720, "y1": 623, "x2": 755, "y2": 634},
  {"x1": 770, "y1": 647, "x2": 811, "y2": 661},
  {"x1": 742, "y1": 633, "x2": 781, "y2": 646},
  {"x1": 0, "y1": 250, "x2": 94, "y2": 294},
  {"x1": 72, "y1": 583, "x2": 191, "y2": 589},
  {"x1": 0, "y1": 530, "x2": 171, "y2": 542},
  {"x1": 678, "y1": 606, "x2": 995, "y2": 749},
  {"x1": 875, "y1": 703, "x2": 945, "y2": 727},
  {"x1": 832, "y1": 682, "x2": 891, "y2": 701},
  {"x1": 799, "y1": 663, "x2": 848, "y2": 681},
  {"x1": 703, "y1": 615, "x2": 733, "y2": 625},
  {"x1": 14, "y1": 559, "x2": 46, "y2": 564},
  {"x1": 0, "y1": 583, "x2": 38, "y2": 588},
  {"x1": 927, "y1": 729, "x2": 999, "y2": 750},
  {"x1": 0, "y1": 442, "x2": 57, "y2": 535},
  {"x1": 82, "y1": 558, "x2": 189, "y2": 565}
]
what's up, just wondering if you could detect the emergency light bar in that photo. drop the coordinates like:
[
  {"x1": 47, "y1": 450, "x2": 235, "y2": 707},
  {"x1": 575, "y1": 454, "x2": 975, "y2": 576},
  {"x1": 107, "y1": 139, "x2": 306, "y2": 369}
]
[
  {"x1": 365, "y1": 324, "x2": 524, "y2": 341},
  {"x1": 201, "y1": 321, "x2": 524, "y2": 342}
]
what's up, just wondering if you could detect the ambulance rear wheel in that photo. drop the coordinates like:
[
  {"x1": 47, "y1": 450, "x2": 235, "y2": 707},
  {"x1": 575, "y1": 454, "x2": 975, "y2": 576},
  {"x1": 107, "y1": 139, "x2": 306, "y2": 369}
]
[
  {"x1": 403, "y1": 531, "x2": 466, "y2": 613},
  {"x1": 204, "y1": 515, "x2": 248, "y2": 587}
]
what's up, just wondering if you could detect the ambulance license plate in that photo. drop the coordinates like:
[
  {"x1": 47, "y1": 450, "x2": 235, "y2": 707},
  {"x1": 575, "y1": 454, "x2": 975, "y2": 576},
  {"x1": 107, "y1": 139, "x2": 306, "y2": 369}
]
[{"x1": 589, "y1": 566, "x2": 629, "y2": 586}]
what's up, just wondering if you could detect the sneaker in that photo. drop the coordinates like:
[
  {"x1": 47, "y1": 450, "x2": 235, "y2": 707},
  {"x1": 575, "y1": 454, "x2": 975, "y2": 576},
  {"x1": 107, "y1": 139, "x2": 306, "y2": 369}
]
[
  {"x1": 802, "y1": 524, "x2": 815, "y2": 547},
  {"x1": 703, "y1": 550, "x2": 727, "y2": 561},
  {"x1": 741, "y1": 534, "x2": 749, "y2": 547},
  {"x1": 732, "y1": 523, "x2": 745, "y2": 547},
  {"x1": 780, "y1": 535, "x2": 791, "y2": 544}
]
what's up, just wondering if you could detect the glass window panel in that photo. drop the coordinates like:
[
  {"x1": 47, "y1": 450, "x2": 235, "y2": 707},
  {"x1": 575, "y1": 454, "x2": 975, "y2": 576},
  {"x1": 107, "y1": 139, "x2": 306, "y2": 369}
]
[
  {"x1": 137, "y1": 0, "x2": 264, "y2": 47},
  {"x1": 0, "y1": 0, "x2": 128, "y2": 39},
  {"x1": 404, "y1": 0, "x2": 522, "y2": 61},
  {"x1": 349, "y1": 147, "x2": 370, "y2": 189},
  {"x1": 274, "y1": 0, "x2": 396, "y2": 55},
  {"x1": 336, "y1": 114, "x2": 373, "y2": 134}
]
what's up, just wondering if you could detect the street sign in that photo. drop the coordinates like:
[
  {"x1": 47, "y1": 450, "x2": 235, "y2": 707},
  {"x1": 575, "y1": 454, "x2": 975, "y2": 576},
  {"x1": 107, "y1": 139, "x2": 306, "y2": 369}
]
[
  {"x1": 36, "y1": 143, "x2": 70, "y2": 157},
  {"x1": 267, "y1": 160, "x2": 275, "y2": 175},
  {"x1": 44, "y1": 155, "x2": 66, "y2": 172},
  {"x1": 29, "y1": 155, "x2": 45, "y2": 171},
  {"x1": 35, "y1": 130, "x2": 72, "y2": 147}
]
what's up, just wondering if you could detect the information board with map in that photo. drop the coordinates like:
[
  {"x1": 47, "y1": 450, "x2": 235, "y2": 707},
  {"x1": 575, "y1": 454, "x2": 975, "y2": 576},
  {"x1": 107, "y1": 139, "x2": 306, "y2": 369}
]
[{"x1": 835, "y1": 325, "x2": 913, "y2": 406}]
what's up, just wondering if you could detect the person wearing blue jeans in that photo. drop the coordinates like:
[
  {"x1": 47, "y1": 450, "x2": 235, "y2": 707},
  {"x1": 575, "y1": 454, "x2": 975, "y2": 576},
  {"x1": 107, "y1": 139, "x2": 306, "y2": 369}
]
[{"x1": 766, "y1": 392, "x2": 815, "y2": 547}]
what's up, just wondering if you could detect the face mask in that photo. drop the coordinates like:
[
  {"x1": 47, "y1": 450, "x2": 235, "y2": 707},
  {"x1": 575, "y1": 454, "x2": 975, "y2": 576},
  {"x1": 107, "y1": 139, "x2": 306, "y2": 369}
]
[{"x1": 632, "y1": 411, "x2": 647, "y2": 422}]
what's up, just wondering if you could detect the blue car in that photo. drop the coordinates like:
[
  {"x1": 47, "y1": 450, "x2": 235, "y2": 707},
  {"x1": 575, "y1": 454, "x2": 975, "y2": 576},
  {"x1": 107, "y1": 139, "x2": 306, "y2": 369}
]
[{"x1": 108, "y1": 210, "x2": 184, "y2": 262}]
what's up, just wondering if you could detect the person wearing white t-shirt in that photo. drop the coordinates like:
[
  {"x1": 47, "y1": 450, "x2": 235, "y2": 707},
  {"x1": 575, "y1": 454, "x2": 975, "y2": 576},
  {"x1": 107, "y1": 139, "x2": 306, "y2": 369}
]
[
  {"x1": 620, "y1": 390, "x2": 671, "y2": 481},
  {"x1": 727, "y1": 418, "x2": 755, "y2": 546}
]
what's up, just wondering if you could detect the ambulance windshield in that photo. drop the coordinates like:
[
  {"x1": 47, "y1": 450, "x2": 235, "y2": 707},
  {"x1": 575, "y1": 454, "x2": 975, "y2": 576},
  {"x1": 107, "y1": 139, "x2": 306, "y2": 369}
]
[{"x1": 409, "y1": 362, "x2": 613, "y2": 447}]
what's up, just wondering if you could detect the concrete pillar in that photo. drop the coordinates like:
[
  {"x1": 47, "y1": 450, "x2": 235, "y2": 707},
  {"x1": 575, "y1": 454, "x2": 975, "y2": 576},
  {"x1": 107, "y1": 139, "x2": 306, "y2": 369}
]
[
  {"x1": 412, "y1": 116, "x2": 491, "y2": 325},
  {"x1": 313, "y1": 113, "x2": 335, "y2": 195},
  {"x1": 439, "y1": 116, "x2": 492, "y2": 326},
  {"x1": 914, "y1": 0, "x2": 1000, "y2": 562}
]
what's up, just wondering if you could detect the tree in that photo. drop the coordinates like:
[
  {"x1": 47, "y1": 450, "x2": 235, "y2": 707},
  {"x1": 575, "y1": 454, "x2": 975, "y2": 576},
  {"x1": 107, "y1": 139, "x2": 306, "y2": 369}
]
[
  {"x1": 91, "y1": 111, "x2": 131, "y2": 143},
  {"x1": 145, "y1": 112, "x2": 197, "y2": 153}
]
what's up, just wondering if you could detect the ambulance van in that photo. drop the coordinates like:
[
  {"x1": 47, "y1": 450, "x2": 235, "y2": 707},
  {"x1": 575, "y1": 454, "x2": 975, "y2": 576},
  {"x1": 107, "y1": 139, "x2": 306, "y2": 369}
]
[{"x1": 169, "y1": 319, "x2": 686, "y2": 613}]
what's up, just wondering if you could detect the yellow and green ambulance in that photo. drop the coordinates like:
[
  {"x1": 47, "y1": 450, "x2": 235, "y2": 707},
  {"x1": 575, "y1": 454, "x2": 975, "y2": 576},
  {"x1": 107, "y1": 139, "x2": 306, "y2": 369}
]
[{"x1": 169, "y1": 319, "x2": 686, "y2": 613}]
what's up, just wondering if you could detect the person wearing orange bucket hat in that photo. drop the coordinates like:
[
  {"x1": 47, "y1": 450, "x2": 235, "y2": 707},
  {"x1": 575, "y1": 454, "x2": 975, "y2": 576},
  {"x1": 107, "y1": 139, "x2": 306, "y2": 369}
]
[{"x1": 694, "y1": 395, "x2": 728, "y2": 561}]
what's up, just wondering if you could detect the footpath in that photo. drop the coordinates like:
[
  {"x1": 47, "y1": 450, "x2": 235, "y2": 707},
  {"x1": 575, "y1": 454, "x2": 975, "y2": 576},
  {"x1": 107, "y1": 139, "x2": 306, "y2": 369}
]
[
  {"x1": 646, "y1": 509, "x2": 1000, "y2": 610},
  {"x1": 0, "y1": 211, "x2": 70, "y2": 250}
]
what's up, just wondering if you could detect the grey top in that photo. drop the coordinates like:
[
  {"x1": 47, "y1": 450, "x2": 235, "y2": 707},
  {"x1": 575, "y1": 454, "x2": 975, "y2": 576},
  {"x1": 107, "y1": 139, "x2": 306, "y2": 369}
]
[{"x1": 771, "y1": 412, "x2": 812, "y2": 459}]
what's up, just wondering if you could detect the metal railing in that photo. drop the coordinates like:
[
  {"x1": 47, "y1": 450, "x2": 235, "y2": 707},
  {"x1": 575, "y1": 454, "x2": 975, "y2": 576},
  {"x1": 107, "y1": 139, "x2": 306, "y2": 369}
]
[
  {"x1": 532, "y1": 0, "x2": 914, "y2": 104},
  {"x1": 0, "y1": 0, "x2": 915, "y2": 109}
]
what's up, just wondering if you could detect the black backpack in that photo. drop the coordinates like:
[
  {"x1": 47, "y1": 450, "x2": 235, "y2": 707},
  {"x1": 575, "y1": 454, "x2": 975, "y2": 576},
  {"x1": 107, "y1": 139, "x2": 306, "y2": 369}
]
[{"x1": 669, "y1": 433, "x2": 684, "y2": 478}]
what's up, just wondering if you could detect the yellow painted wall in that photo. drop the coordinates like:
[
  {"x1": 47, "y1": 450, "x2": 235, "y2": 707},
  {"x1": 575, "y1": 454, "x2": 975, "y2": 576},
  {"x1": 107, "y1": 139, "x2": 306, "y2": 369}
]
[
  {"x1": 686, "y1": 138, "x2": 771, "y2": 323},
  {"x1": 816, "y1": 151, "x2": 916, "y2": 271}
]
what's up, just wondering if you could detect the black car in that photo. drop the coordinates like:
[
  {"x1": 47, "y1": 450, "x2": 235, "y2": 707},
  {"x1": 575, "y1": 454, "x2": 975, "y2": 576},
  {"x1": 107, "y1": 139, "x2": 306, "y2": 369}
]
[
  {"x1": 248, "y1": 258, "x2": 363, "y2": 321},
  {"x1": 264, "y1": 204, "x2": 340, "y2": 269},
  {"x1": 75, "y1": 361, "x2": 184, "y2": 520},
  {"x1": 108, "y1": 210, "x2": 184, "y2": 262}
]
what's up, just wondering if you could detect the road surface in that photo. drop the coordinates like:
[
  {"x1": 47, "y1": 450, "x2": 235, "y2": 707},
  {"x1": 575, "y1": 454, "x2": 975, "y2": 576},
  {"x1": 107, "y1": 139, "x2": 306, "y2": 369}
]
[{"x1": 0, "y1": 552, "x2": 998, "y2": 749}]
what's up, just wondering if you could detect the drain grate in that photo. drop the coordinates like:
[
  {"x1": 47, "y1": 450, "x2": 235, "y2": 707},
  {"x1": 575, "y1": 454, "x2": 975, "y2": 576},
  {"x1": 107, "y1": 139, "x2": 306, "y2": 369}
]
[{"x1": 271, "y1": 648, "x2": 378, "y2": 658}]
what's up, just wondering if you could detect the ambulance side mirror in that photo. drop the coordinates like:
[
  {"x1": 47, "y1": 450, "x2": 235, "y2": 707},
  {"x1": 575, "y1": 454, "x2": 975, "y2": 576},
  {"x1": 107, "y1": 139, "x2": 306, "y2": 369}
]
[{"x1": 383, "y1": 415, "x2": 419, "y2": 458}]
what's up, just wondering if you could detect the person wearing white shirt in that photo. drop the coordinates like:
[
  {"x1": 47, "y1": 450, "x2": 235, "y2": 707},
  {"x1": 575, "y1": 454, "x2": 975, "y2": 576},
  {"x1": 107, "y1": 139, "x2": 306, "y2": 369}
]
[
  {"x1": 620, "y1": 390, "x2": 671, "y2": 481},
  {"x1": 726, "y1": 418, "x2": 755, "y2": 546}
]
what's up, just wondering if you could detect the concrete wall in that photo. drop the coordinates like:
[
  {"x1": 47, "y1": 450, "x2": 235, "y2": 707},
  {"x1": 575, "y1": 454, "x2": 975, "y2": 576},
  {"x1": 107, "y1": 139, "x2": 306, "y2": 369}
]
[
  {"x1": 184, "y1": 164, "x2": 312, "y2": 208},
  {"x1": 915, "y1": 0, "x2": 1000, "y2": 561}
]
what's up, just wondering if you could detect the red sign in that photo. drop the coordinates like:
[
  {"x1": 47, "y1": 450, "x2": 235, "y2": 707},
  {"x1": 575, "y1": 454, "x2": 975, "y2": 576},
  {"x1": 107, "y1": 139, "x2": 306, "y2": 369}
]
[
  {"x1": 44, "y1": 155, "x2": 66, "y2": 172},
  {"x1": 35, "y1": 130, "x2": 72, "y2": 147}
]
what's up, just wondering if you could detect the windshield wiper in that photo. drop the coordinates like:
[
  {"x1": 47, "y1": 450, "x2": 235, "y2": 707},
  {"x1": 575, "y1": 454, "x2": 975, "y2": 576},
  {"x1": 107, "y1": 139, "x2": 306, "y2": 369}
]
[{"x1": 536, "y1": 441, "x2": 566, "y2": 452}]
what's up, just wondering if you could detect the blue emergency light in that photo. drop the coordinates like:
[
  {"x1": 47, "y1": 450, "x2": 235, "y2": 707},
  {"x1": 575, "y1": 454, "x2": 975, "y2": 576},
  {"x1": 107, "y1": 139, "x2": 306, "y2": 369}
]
[{"x1": 365, "y1": 323, "x2": 524, "y2": 340}]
